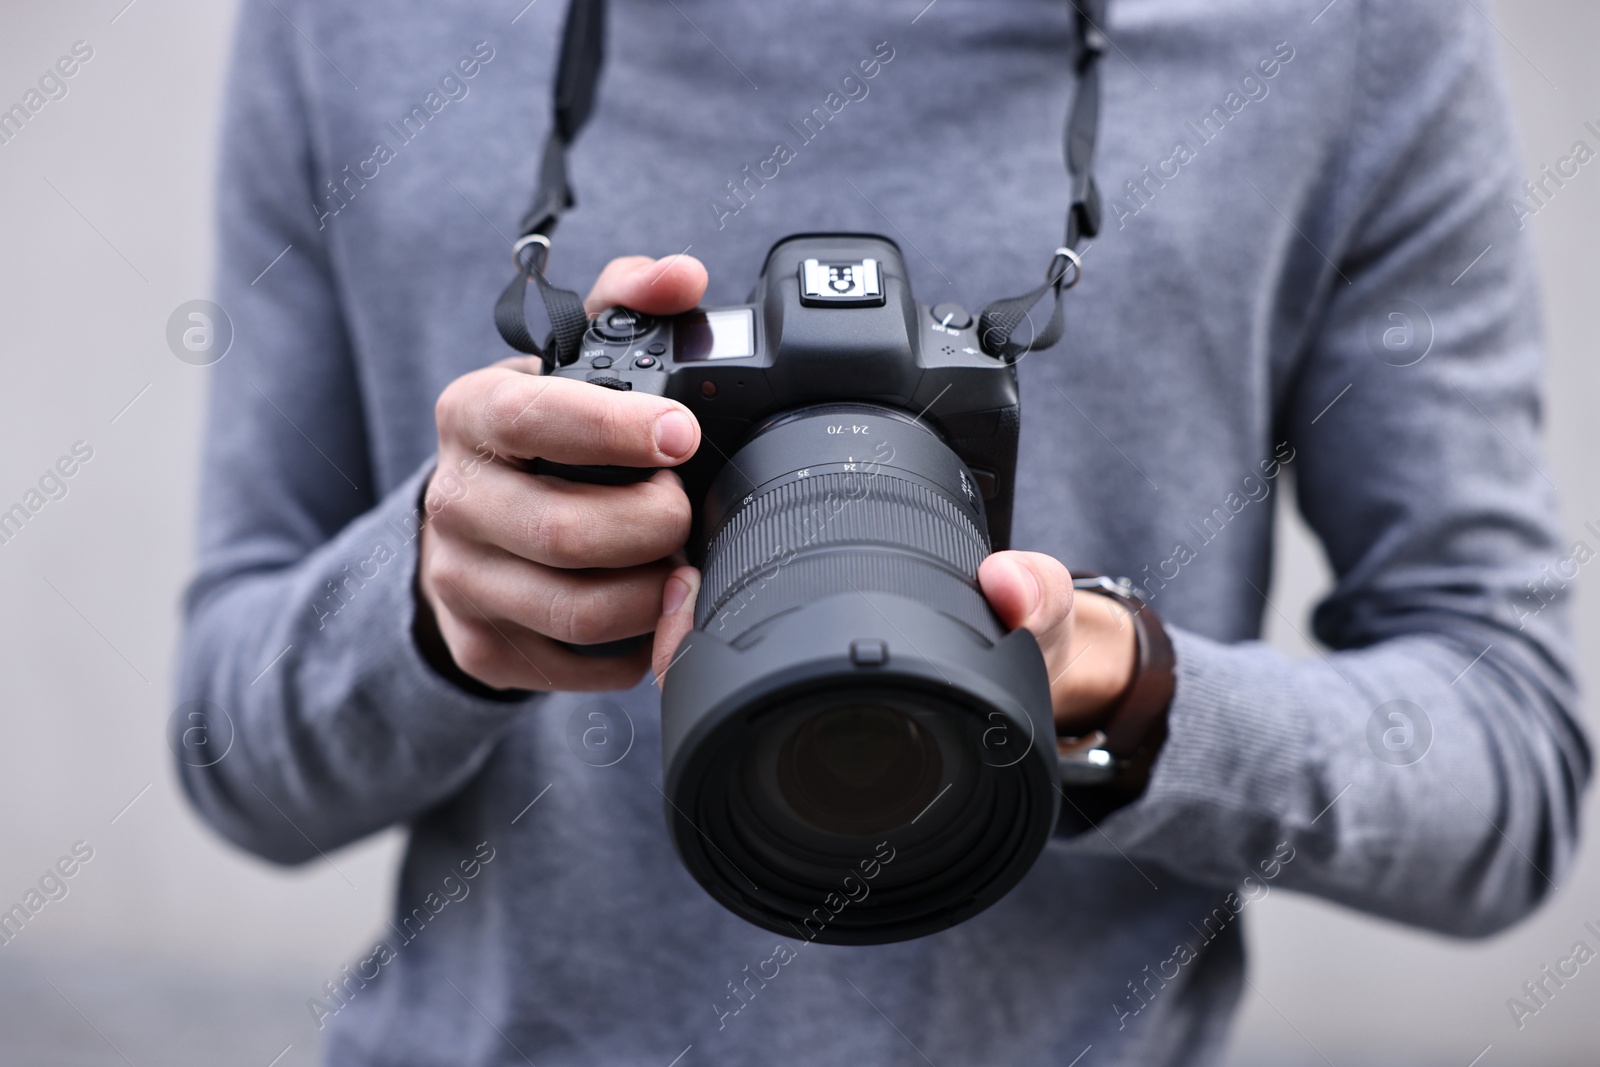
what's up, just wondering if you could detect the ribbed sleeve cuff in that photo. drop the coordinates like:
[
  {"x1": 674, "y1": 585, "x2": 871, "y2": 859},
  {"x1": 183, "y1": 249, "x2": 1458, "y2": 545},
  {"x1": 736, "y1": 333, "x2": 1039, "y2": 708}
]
[
  {"x1": 1150, "y1": 628, "x2": 1306, "y2": 803},
  {"x1": 1060, "y1": 627, "x2": 1309, "y2": 864}
]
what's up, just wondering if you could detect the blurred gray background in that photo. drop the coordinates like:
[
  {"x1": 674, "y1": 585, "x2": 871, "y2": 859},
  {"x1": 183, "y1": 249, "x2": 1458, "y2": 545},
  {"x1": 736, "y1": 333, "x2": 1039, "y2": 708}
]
[{"x1": 0, "y1": 1, "x2": 1595, "y2": 1064}]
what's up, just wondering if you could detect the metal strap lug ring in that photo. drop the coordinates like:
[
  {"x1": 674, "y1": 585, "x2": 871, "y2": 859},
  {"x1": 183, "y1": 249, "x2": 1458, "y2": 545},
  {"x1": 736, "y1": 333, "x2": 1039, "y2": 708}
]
[
  {"x1": 1048, "y1": 246, "x2": 1084, "y2": 290},
  {"x1": 512, "y1": 233, "x2": 552, "y2": 273}
]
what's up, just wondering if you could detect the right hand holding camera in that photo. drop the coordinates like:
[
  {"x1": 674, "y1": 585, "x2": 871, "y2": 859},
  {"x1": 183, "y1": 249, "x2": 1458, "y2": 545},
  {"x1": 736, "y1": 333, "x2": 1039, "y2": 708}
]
[{"x1": 417, "y1": 254, "x2": 708, "y2": 692}]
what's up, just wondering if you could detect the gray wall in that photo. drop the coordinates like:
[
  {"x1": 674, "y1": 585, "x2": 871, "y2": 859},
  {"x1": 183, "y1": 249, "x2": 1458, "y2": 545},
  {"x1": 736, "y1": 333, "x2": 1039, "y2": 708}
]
[{"x1": 0, "y1": 2, "x2": 1593, "y2": 1064}]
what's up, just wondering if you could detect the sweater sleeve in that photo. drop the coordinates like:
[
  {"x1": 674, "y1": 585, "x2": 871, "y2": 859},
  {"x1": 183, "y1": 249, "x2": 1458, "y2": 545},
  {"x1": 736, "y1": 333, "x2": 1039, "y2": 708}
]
[
  {"x1": 173, "y1": 0, "x2": 533, "y2": 865},
  {"x1": 1067, "y1": 0, "x2": 1589, "y2": 936}
]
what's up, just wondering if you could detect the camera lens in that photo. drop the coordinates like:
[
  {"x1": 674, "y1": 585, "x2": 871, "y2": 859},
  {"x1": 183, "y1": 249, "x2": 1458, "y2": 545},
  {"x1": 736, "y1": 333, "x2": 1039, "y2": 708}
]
[
  {"x1": 658, "y1": 403, "x2": 1058, "y2": 945},
  {"x1": 778, "y1": 700, "x2": 943, "y2": 836}
]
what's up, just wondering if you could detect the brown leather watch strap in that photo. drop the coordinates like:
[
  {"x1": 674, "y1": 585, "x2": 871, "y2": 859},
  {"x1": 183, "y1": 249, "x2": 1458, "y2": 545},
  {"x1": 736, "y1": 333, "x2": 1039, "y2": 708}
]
[{"x1": 1070, "y1": 575, "x2": 1177, "y2": 791}]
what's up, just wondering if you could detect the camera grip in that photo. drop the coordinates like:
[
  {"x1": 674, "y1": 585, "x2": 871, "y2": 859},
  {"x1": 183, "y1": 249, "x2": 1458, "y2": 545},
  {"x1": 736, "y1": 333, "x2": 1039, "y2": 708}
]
[{"x1": 524, "y1": 456, "x2": 654, "y2": 658}]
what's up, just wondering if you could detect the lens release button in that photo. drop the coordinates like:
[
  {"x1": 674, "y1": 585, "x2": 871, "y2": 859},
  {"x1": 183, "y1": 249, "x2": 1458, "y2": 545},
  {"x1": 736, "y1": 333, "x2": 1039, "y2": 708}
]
[{"x1": 850, "y1": 639, "x2": 888, "y2": 667}]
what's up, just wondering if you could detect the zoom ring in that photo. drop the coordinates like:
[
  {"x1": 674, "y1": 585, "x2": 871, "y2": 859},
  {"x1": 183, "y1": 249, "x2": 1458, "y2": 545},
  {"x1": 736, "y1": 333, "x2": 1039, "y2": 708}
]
[{"x1": 699, "y1": 471, "x2": 996, "y2": 641}]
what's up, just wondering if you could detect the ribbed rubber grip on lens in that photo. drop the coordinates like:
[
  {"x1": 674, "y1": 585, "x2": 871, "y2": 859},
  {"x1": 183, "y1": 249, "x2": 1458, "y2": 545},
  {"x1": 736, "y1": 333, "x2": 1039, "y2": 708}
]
[{"x1": 698, "y1": 471, "x2": 998, "y2": 643}]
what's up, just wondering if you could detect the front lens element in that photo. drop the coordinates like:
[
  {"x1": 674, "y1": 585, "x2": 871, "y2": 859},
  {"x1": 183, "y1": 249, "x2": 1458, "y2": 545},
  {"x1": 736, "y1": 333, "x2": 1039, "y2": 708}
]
[{"x1": 777, "y1": 702, "x2": 943, "y2": 836}]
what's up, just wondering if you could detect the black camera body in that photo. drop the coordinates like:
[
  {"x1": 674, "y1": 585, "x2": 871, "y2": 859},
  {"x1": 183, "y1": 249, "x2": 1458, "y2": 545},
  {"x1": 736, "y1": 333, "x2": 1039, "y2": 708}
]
[
  {"x1": 547, "y1": 234, "x2": 1022, "y2": 551},
  {"x1": 544, "y1": 234, "x2": 1057, "y2": 945}
]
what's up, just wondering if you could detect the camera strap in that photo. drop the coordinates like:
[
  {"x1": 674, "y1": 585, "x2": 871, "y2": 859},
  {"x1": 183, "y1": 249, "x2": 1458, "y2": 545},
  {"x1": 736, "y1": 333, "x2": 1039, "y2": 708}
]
[
  {"x1": 495, "y1": 0, "x2": 1106, "y2": 368},
  {"x1": 977, "y1": 0, "x2": 1106, "y2": 362},
  {"x1": 493, "y1": 0, "x2": 607, "y2": 370}
]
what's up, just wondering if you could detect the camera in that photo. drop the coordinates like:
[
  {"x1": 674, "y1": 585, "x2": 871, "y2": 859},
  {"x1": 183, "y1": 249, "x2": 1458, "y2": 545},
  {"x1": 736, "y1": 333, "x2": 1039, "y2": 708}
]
[{"x1": 547, "y1": 234, "x2": 1061, "y2": 944}]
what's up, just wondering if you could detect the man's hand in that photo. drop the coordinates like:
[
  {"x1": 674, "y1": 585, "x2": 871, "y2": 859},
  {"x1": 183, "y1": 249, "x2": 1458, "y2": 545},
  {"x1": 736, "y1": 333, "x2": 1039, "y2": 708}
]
[
  {"x1": 418, "y1": 253, "x2": 708, "y2": 692},
  {"x1": 978, "y1": 552, "x2": 1139, "y2": 733}
]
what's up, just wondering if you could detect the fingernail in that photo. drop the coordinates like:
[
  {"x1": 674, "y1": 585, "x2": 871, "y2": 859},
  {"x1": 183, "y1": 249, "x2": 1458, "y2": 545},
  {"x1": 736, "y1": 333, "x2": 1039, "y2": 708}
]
[
  {"x1": 655, "y1": 410, "x2": 695, "y2": 460},
  {"x1": 1012, "y1": 557, "x2": 1042, "y2": 614},
  {"x1": 662, "y1": 574, "x2": 695, "y2": 616}
]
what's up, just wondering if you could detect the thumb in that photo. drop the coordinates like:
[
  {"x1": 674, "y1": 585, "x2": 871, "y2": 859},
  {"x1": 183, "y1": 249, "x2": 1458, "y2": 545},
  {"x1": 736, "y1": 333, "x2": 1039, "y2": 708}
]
[
  {"x1": 978, "y1": 550, "x2": 1074, "y2": 648},
  {"x1": 652, "y1": 566, "x2": 702, "y2": 688}
]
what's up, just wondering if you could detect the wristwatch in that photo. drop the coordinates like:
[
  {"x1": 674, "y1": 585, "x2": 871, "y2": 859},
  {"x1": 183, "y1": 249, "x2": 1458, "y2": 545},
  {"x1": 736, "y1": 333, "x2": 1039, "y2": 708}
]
[{"x1": 1056, "y1": 574, "x2": 1177, "y2": 792}]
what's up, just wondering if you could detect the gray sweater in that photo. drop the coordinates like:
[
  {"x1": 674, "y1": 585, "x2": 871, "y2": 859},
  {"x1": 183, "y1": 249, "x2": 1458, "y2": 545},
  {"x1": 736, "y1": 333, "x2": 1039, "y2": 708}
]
[{"x1": 177, "y1": 1, "x2": 1588, "y2": 1064}]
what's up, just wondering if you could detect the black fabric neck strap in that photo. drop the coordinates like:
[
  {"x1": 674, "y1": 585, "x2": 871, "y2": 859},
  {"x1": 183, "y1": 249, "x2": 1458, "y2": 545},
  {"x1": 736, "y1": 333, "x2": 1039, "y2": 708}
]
[
  {"x1": 977, "y1": 0, "x2": 1106, "y2": 362},
  {"x1": 494, "y1": 0, "x2": 607, "y2": 370},
  {"x1": 496, "y1": 0, "x2": 1106, "y2": 368}
]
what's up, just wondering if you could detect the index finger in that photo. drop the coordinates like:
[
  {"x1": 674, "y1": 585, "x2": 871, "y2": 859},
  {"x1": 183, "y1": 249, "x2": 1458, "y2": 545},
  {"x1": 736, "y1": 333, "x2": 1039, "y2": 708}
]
[
  {"x1": 584, "y1": 254, "x2": 708, "y2": 316},
  {"x1": 445, "y1": 367, "x2": 701, "y2": 468}
]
